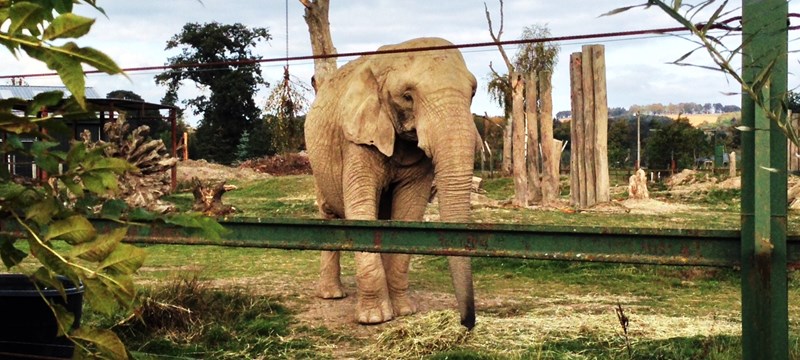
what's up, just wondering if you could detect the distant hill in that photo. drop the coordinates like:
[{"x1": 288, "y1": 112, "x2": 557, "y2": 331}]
[{"x1": 666, "y1": 112, "x2": 740, "y2": 127}]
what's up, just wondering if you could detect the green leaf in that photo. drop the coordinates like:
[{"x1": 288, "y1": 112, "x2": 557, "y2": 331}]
[
  {"x1": 53, "y1": 0, "x2": 74, "y2": 14},
  {"x1": 98, "y1": 243, "x2": 146, "y2": 275},
  {"x1": 90, "y1": 157, "x2": 134, "y2": 173},
  {"x1": 44, "y1": 215, "x2": 96, "y2": 244},
  {"x1": 26, "y1": 91, "x2": 64, "y2": 116},
  {"x1": 100, "y1": 199, "x2": 128, "y2": 220},
  {"x1": 599, "y1": 5, "x2": 645, "y2": 17},
  {"x1": 30, "y1": 140, "x2": 59, "y2": 154},
  {"x1": 65, "y1": 44, "x2": 123, "y2": 75},
  {"x1": 5, "y1": 134, "x2": 24, "y2": 150},
  {"x1": 37, "y1": 154, "x2": 60, "y2": 174},
  {"x1": 81, "y1": 277, "x2": 118, "y2": 315},
  {"x1": 25, "y1": 196, "x2": 59, "y2": 225},
  {"x1": 51, "y1": 303, "x2": 76, "y2": 337},
  {"x1": 128, "y1": 208, "x2": 156, "y2": 221},
  {"x1": 0, "y1": 237, "x2": 28, "y2": 268},
  {"x1": 23, "y1": 45, "x2": 86, "y2": 108},
  {"x1": 81, "y1": 172, "x2": 108, "y2": 194},
  {"x1": 0, "y1": 182, "x2": 26, "y2": 201},
  {"x1": 70, "y1": 226, "x2": 126, "y2": 262},
  {"x1": 43, "y1": 13, "x2": 94, "y2": 40},
  {"x1": 8, "y1": 2, "x2": 46, "y2": 36},
  {"x1": 71, "y1": 327, "x2": 129, "y2": 360},
  {"x1": 66, "y1": 141, "x2": 87, "y2": 170},
  {"x1": 164, "y1": 213, "x2": 228, "y2": 240},
  {"x1": 60, "y1": 177, "x2": 84, "y2": 198},
  {"x1": 29, "y1": 241, "x2": 76, "y2": 279}
]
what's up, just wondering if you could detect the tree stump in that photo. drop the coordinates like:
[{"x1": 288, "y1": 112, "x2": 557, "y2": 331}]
[
  {"x1": 191, "y1": 177, "x2": 237, "y2": 216},
  {"x1": 628, "y1": 168, "x2": 649, "y2": 200}
]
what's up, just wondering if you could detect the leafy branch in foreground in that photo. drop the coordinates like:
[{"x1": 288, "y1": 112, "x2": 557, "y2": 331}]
[
  {"x1": 1, "y1": 1, "x2": 224, "y2": 358},
  {"x1": 0, "y1": 0, "x2": 122, "y2": 108},
  {"x1": 604, "y1": 0, "x2": 797, "y2": 146}
]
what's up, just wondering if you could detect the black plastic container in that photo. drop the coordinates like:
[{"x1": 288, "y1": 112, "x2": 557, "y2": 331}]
[{"x1": 0, "y1": 274, "x2": 84, "y2": 359}]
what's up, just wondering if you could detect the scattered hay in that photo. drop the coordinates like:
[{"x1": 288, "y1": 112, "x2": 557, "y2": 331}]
[
  {"x1": 361, "y1": 311, "x2": 470, "y2": 359},
  {"x1": 362, "y1": 307, "x2": 741, "y2": 359},
  {"x1": 620, "y1": 198, "x2": 697, "y2": 214}
]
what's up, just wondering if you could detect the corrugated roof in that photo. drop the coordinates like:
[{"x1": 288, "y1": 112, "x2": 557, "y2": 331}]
[{"x1": 0, "y1": 85, "x2": 100, "y2": 100}]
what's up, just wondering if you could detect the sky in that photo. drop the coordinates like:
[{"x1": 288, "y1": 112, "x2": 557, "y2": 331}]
[{"x1": 2, "y1": 0, "x2": 799, "y2": 126}]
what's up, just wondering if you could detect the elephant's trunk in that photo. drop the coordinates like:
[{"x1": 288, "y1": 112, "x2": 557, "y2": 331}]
[{"x1": 421, "y1": 98, "x2": 476, "y2": 330}]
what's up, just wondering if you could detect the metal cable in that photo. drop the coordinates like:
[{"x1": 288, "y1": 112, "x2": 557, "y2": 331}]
[{"x1": 1, "y1": 14, "x2": 797, "y2": 80}]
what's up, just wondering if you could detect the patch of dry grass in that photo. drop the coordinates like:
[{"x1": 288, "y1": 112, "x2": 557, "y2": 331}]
[{"x1": 361, "y1": 308, "x2": 741, "y2": 359}]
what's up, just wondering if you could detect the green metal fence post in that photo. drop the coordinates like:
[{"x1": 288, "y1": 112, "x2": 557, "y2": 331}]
[{"x1": 741, "y1": 0, "x2": 789, "y2": 359}]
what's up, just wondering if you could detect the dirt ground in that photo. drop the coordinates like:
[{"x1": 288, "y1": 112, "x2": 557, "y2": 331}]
[{"x1": 176, "y1": 153, "x2": 312, "y2": 184}]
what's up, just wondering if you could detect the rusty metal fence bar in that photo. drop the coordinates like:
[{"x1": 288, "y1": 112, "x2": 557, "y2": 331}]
[{"x1": 72, "y1": 218, "x2": 798, "y2": 268}]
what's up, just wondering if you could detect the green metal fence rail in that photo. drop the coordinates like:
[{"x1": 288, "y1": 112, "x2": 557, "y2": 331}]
[{"x1": 84, "y1": 218, "x2": 800, "y2": 268}]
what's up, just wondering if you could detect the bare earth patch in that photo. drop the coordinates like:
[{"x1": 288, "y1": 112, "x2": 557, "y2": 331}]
[
  {"x1": 620, "y1": 198, "x2": 698, "y2": 214},
  {"x1": 177, "y1": 159, "x2": 270, "y2": 183}
]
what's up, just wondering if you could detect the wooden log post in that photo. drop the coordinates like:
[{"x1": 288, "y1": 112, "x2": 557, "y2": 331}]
[
  {"x1": 525, "y1": 71, "x2": 542, "y2": 204},
  {"x1": 590, "y1": 45, "x2": 610, "y2": 203},
  {"x1": 569, "y1": 45, "x2": 610, "y2": 208},
  {"x1": 788, "y1": 113, "x2": 800, "y2": 173},
  {"x1": 511, "y1": 72, "x2": 528, "y2": 207},
  {"x1": 539, "y1": 70, "x2": 557, "y2": 206},
  {"x1": 569, "y1": 52, "x2": 585, "y2": 207},
  {"x1": 581, "y1": 46, "x2": 597, "y2": 206}
]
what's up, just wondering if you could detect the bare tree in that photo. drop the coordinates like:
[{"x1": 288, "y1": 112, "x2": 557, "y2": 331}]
[
  {"x1": 485, "y1": 0, "x2": 527, "y2": 206},
  {"x1": 485, "y1": 1, "x2": 560, "y2": 207},
  {"x1": 299, "y1": 0, "x2": 338, "y2": 90}
]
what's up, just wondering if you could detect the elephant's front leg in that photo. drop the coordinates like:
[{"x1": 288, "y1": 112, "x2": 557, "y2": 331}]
[
  {"x1": 315, "y1": 188, "x2": 346, "y2": 299},
  {"x1": 344, "y1": 146, "x2": 393, "y2": 324},
  {"x1": 383, "y1": 165, "x2": 434, "y2": 317}
]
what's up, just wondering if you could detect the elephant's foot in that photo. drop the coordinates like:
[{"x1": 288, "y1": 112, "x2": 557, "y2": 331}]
[
  {"x1": 316, "y1": 280, "x2": 346, "y2": 299},
  {"x1": 390, "y1": 292, "x2": 417, "y2": 317},
  {"x1": 356, "y1": 296, "x2": 394, "y2": 324}
]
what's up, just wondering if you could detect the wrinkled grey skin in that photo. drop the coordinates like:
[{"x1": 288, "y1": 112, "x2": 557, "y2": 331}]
[{"x1": 304, "y1": 37, "x2": 477, "y2": 329}]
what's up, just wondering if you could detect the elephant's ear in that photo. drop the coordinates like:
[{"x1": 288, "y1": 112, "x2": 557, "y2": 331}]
[{"x1": 341, "y1": 67, "x2": 395, "y2": 157}]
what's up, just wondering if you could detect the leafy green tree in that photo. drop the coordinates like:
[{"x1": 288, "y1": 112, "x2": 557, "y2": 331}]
[
  {"x1": 155, "y1": 22, "x2": 270, "y2": 164},
  {"x1": 236, "y1": 129, "x2": 252, "y2": 162},
  {"x1": 608, "y1": 118, "x2": 633, "y2": 168},
  {"x1": 645, "y1": 118, "x2": 709, "y2": 169}
]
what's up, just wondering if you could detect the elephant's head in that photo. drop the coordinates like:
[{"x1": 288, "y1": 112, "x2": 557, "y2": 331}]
[{"x1": 334, "y1": 37, "x2": 477, "y2": 328}]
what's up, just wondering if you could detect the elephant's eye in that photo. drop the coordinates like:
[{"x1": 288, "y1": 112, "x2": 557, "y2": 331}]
[{"x1": 402, "y1": 91, "x2": 413, "y2": 102}]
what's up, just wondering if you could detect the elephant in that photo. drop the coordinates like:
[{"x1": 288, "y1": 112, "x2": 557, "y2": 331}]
[{"x1": 304, "y1": 37, "x2": 477, "y2": 329}]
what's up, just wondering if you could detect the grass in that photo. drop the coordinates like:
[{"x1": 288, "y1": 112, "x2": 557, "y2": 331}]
[
  {"x1": 106, "y1": 173, "x2": 800, "y2": 359},
  {"x1": 101, "y1": 277, "x2": 320, "y2": 359}
]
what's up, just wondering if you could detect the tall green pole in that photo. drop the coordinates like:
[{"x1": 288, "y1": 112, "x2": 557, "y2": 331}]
[{"x1": 740, "y1": 0, "x2": 788, "y2": 359}]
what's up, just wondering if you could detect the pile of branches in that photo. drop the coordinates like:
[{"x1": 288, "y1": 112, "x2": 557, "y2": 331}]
[
  {"x1": 84, "y1": 115, "x2": 178, "y2": 213},
  {"x1": 239, "y1": 153, "x2": 312, "y2": 176}
]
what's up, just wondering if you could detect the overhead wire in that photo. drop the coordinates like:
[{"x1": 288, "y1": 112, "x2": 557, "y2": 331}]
[{"x1": 2, "y1": 14, "x2": 798, "y2": 81}]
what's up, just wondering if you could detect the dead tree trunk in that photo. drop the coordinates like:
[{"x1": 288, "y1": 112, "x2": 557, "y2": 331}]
[
  {"x1": 525, "y1": 71, "x2": 541, "y2": 203},
  {"x1": 191, "y1": 178, "x2": 237, "y2": 216},
  {"x1": 539, "y1": 70, "x2": 557, "y2": 206},
  {"x1": 300, "y1": 0, "x2": 338, "y2": 90},
  {"x1": 511, "y1": 72, "x2": 528, "y2": 207}
]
